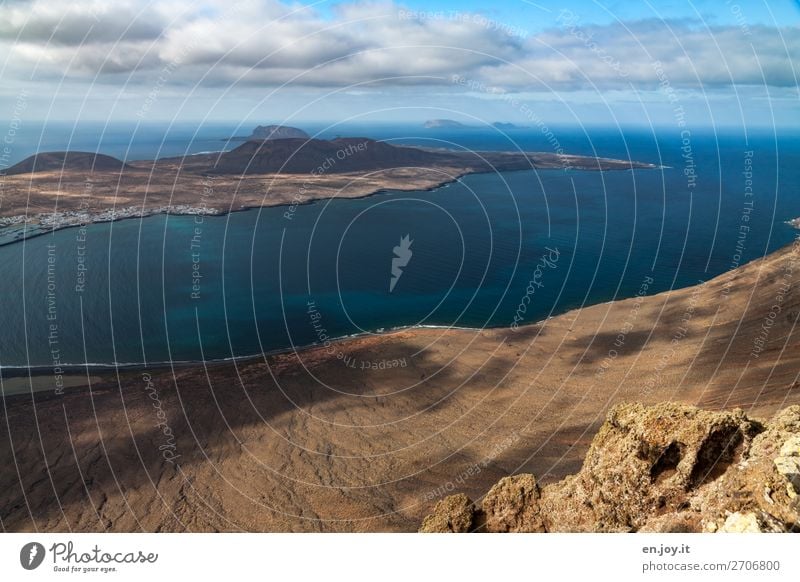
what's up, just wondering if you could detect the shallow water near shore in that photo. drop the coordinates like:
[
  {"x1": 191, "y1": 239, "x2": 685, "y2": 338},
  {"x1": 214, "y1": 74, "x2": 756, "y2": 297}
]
[{"x1": 0, "y1": 127, "x2": 798, "y2": 368}]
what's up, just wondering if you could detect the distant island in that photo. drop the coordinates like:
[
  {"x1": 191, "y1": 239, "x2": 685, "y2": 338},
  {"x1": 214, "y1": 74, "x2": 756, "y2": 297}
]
[
  {"x1": 423, "y1": 119, "x2": 468, "y2": 129},
  {"x1": 226, "y1": 124, "x2": 310, "y2": 141},
  {"x1": 424, "y1": 119, "x2": 527, "y2": 130},
  {"x1": 492, "y1": 122, "x2": 526, "y2": 130}
]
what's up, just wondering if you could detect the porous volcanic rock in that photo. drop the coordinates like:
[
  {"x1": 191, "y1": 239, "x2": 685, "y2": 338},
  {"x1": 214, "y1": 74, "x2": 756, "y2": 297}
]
[
  {"x1": 419, "y1": 493, "x2": 476, "y2": 533},
  {"x1": 421, "y1": 403, "x2": 800, "y2": 533}
]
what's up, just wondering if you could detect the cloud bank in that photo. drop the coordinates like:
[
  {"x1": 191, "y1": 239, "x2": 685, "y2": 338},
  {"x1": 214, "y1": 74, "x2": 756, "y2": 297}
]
[{"x1": 0, "y1": 0, "x2": 797, "y2": 94}]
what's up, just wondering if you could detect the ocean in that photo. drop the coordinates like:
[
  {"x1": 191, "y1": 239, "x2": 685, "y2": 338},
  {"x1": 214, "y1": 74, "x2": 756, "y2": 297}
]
[{"x1": 0, "y1": 123, "x2": 798, "y2": 368}]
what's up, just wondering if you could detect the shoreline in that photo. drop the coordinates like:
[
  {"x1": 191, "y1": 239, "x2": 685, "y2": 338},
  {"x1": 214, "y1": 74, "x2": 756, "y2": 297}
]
[
  {"x1": 4, "y1": 240, "x2": 795, "y2": 391},
  {"x1": 0, "y1": 323, "x2": 490, "y2": 380},
  {"x1": 0, "y1": 166, "x2": 476, "y2": 246},
  {"x1": 0, "y1": 154, "x2": 659, "y2": 246}
]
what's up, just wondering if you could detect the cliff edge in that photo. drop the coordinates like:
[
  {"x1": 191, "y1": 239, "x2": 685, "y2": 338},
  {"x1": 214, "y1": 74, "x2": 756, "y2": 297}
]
[{"x1": 421, "y1": 403, "x2": 800, "y2": 533}]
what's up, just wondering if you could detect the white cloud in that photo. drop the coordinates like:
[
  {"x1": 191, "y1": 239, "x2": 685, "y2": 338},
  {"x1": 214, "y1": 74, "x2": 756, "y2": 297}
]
[
  {"x1": 0, "y1": 0, "x2": 796, "y2": 94},
  {"x1": 470, "y1": 19, "x2": 798, "y2": 91},
  {"x1": 0, "y1": 0, "x2": 170, "y2": 45}
]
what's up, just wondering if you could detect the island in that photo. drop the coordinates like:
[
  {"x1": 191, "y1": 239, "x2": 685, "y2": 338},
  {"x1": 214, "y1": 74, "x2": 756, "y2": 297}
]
[
  {"x1": 0, "y1": 131, "x2": 658, "y2": 240},
  {"x1": 226, "y1": 124, "x2": 310, "y2": 141},
  {"x1": 492, "y1": 122, "x2": 526, "y2": 130},
  {"x1": 423, "y1": 120, "x2": 526, "y2": 130},
  {"x1": 423, "y1": 119, "x2": 468, "y2": 129}
]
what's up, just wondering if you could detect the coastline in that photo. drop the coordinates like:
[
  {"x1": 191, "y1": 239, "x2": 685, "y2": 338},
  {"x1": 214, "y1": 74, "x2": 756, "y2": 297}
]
[
  {"x1": 0, "y1": 204, "x2": 224, "y2": 246},
  {"x1": 5, "y1": 240, "x2": 798, "y2": 397},
  {"x1": 0, "y1": 323, "x2": 492, "y2": 386},
  {"x1": 0, "y1": 166, "x2": 475, "y2": 246},
  {"x1": 0, "y1": 148, "x2": 660, "y2": 245}
]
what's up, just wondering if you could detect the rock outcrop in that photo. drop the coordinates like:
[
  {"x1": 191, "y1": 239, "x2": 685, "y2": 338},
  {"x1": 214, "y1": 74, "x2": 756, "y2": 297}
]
[
  {"x1": 420, "y1": 403, "x2": 800, "y2": 533},
  {"x1": 419, "y1": 494, "x2": 476, "y2": 533}
]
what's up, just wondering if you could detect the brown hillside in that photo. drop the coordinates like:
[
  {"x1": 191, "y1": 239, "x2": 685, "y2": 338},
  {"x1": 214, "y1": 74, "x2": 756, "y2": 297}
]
[{"x1": 0, "y1": 241, "x2": 798, "y2": 532}]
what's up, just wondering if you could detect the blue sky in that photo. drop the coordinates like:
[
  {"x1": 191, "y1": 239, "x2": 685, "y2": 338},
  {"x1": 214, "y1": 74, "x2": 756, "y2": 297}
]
[
  {"x1": 311, "y1": 0, "x2": 800, "y2": 29},
  {"x1": 0, "y1": 0, "x2": 797, "y2": 128}
]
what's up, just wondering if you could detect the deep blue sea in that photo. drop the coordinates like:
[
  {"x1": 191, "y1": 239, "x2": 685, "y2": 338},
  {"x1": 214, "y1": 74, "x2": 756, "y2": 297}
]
[{"x1": 0, "y1": 123, "x2": 798, "y2": 368}]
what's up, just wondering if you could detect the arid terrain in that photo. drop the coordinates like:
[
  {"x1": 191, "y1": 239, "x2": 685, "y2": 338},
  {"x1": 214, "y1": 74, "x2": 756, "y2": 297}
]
[{"x1": 1, "y1": 239, "x2": 798, "y2": 532}]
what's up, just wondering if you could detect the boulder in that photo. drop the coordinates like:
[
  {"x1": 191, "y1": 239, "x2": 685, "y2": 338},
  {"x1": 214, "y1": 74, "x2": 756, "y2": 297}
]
[
  {"x1": 483, "y1": 474, "x2": 545, "y2": 532},
  {"x1": 419, "y1": 493, "x2": 476, "y2": 533}
]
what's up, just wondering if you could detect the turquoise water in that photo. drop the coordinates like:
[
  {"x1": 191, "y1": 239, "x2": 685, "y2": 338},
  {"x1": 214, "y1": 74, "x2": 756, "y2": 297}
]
[{"x1": 0, "y1": 127, "x2": 798, "y2": 367}]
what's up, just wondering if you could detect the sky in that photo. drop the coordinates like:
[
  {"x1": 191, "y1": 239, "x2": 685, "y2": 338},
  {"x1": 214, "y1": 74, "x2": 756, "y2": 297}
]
[{"x1": 0, "y1": 0, "x2": 798, "y2": 128}]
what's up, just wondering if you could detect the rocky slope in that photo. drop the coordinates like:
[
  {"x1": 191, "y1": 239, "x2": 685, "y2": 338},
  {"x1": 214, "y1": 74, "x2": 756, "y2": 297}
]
[{"x1": 421, "y1": 402, "x2": 800, "y2": 533}]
